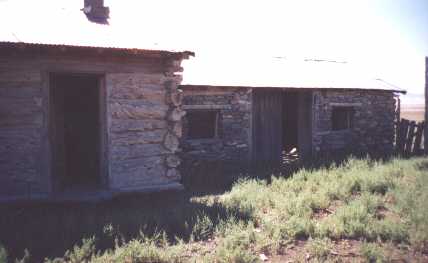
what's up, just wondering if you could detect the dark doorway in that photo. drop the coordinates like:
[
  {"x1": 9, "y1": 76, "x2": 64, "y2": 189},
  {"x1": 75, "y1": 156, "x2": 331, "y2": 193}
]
[
  {"x1": 252, "y1": 89, "x2": 312, "y2": 169},
  {"x1": 282, "y1": 92, "x2": 299, "y2": 152},
  {"x1": 282, "y1": 91, "x2": 313, "y2": 163},
  {"x1": 50, "y1": 73, "x2": 102, "y2": 191}
]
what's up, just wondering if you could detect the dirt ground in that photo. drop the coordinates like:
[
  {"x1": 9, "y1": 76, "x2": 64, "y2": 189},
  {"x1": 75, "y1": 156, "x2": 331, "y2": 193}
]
[{"x1": 401, "y1": 104, "x2": 425, "y2": 122}]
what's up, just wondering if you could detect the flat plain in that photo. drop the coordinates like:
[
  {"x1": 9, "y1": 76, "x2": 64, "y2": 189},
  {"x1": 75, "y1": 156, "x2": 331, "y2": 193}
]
[{"x1": 401, "y1": 104, "x2": 425, "y2": 122}]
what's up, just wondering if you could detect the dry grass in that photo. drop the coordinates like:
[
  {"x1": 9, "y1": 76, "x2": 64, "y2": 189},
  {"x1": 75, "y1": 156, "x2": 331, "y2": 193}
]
[{"x1": 1, "y1": 157, "x2": 428, "y2": 262}]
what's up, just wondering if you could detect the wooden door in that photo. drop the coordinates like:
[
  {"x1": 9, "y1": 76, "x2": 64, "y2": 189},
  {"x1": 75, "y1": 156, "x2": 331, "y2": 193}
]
[{"x1": 252, "y1": 89, "x2": 284, "y2": 168}]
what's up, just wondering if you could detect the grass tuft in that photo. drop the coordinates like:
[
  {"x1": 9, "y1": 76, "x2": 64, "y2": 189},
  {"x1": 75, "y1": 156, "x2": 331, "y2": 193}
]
[
  {"x1": 360, "y1": 242, "x2": 385, "y2": 263},
  {"x1": 307, "y1": 238, "x2": 332, "y2": 260}
]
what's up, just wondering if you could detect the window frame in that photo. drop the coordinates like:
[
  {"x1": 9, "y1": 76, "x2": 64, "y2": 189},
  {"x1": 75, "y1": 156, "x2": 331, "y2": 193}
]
[
  {"x1": 186, "y1": 109, "x2": 220, "y2": 140},
  {"x1": 331, "y1": 106, "x2": 355, "y2": 131}
]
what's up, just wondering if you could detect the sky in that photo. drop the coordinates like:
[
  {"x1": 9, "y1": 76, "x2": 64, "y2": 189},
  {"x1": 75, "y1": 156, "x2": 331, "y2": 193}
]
[
  {"x1": 1, "y1": 0, "x2": 427, "y2": 104},
  {"x1": 110, "y1": 0, "x2": 428, "y2": 103}
]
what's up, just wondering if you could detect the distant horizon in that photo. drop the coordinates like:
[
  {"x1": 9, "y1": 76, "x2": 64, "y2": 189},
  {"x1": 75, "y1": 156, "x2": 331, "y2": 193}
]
[{"x1": 401, "y1": 92, "x2": 425, "y2": 105}]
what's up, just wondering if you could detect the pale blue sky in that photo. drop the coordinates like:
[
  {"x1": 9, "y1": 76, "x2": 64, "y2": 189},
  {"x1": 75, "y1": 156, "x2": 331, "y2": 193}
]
[{"x1": 374, "y1": 0, "x2": 427, "y2": 53}]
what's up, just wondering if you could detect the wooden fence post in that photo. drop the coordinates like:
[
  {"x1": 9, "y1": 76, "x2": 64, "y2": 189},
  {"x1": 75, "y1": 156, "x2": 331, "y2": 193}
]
[
  {"x1": 405, "y1": 121, "x2": 416, "y2": 155},
  {"x1": 413, "y1": 121, "x2": 425, "y2": 155},
  {"x1": 425, "y1": 56, "x2": 428, "y2": 154},
  {"x1": 398, "y1": 119, "x2": 409, "y2": 154}
]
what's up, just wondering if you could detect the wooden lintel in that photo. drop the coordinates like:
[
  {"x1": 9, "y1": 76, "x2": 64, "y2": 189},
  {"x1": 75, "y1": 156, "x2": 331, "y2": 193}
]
[
  {"x1": 329, "y1": 102, "x2": 362, "y2": 107},
  {"x1": 183, "y1": 105, "x2": 231, "y2": 110}
]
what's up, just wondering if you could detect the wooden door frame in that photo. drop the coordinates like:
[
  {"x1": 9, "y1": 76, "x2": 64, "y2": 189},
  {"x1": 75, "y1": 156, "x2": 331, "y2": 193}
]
[
  {"x1": 250, "y1": 89, "x2": 315, "y2": 164},
  {"x1": 47, "y1": 71, "x2": 108, "y2": 193}
]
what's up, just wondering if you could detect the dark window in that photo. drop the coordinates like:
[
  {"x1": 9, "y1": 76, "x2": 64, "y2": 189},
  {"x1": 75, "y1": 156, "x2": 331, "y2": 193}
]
[
  {"x1": 332, "y1": 106, "x2": 354, "y2": 130},
  {"x1": 187, "y1": 111, "x2": 218, "y2": 139}
]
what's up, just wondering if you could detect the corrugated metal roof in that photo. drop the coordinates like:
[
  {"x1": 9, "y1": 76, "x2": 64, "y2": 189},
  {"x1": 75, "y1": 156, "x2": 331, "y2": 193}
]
[
  {"x1": 0, "y1": 0, "x2": 192, "y2": 55},
  {"x1": 181, "y1": 56, "x2": 406, "y2": 93},
  {"x1": 0, "y1": 0, "x2": 405, "y2": 93}
]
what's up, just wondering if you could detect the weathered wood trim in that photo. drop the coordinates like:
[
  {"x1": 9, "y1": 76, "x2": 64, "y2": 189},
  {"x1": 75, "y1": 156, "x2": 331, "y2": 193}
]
[
  {"x1": 214, "y1": 111, "x2": 220, "y2": 138},
  {"x1": 316, "y1": 130, "x2": 353, "y2": 136},
  {"x1": 40, "y1": 70, "x2": 52, "y2": 194},
  {"x1": 183, "y1": 104, "x2": 232, "y2": 110},
  {"x1": 99, "y1": 75, "x2": 110, "y2": 189},
  {"x1": 329, "y1": 102, "x2": 362, "y2": 107},
  {"x1": 186, "y1": 138, "x2": 222, "y2": 144},
  {"x1": 0, "y1": 57, "x2": 166, "y2": 75},
  {"x1": 311, "y1": 92, "x2": 316, "y2": 158},
  {"x1": 247, "y1": 89, "x2": 253, "y2": 165}
]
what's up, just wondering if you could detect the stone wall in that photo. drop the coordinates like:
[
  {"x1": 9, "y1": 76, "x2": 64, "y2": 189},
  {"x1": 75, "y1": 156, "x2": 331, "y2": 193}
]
[
  {"x1": 180, "y1": 87, "x2": 397, "y2": 171},
  {"x1": 313, "y1": 90, "x2": 396, "y2": 157},
  {"x1": 0, "y1": 50, "x2": 188, "y2": 201},
  {"x1": 180, "y1": 86, "x2": 252, "y2": 169}
]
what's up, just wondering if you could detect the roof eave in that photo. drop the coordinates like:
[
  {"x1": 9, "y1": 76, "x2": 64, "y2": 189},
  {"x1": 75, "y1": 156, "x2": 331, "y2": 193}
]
[
  {"x1": 0, "y1": 41, "x2": 195, "y2": 60},
  {"x1": 180, "y1": 84, "x2": 407, "y2": 94}
]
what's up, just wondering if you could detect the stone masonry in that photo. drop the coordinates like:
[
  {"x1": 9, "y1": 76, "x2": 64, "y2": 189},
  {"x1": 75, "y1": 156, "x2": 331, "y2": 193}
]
[
  {"x1": 180, "y1": 87, "x2": 397, "y2": 170},
  {"x1": 312, "y1": 90, "x2": 396, "y2": 157},
  {"x1": 180, "y1": 86, "x2": 252, "y2": 168}
]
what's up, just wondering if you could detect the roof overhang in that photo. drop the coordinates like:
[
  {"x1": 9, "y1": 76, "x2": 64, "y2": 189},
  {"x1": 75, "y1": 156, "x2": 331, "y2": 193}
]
[
  {"x1": 0, "y1": 41, "x2": 194, "y2": 60},
  {"x1": 180, "y1": 84, "x2": 407, "y2": 94}
]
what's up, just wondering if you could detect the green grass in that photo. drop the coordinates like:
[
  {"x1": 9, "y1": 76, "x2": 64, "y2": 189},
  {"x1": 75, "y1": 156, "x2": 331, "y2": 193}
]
[
  {"x1": 307, "y1": 238, "x2": 332, "y2": 260},
  {"x1": 2, "y1": 157, "x2": 428, "y2": 262},
  {"x1": 360, "y1": 242, "x2": 385, "y2": 263}
]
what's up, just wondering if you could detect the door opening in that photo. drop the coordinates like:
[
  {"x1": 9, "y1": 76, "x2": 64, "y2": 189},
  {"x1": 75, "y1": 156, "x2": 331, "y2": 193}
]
[
  {"x1": 282, "y1": 92, "x2": 299, "y2": 163},
  {"x1": 50, "y1": 73, "x2": 102, "y2": 192},
  {"x1": 252, "y1": 90, "x2": 312, "y2": 169}
]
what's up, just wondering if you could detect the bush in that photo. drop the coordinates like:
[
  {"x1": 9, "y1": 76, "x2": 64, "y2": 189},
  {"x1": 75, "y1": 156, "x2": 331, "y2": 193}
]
[
  {"x1": 89, "y1": 232, "x2": 186, "y2": 263},
  {"x1": 221, "y1": 179, "x2": 269, "y2": 220},
  {"x1": 319, "y1": 193, "x2": 381, "y2": 239},
  {"x1": 212, "y1": 222, "x2": 259, "y2": 263},
  {"x1": 374, "y1": 219, "x2": 408, "y2": 243},
  {"x1": 307, "y1": 238, "x2": 332, "y2": 260},
  {"x1": 392, "y1": 161, "x2": 428, "y2": 251},
  {"x1": 360, "y1": 242, "x2": 385, "y2": 263},
  {"x1": 190, "y1": 213, "x2": 214, "y2": 241},
  {"x1": 45, "y1": 237, "x2": 96, "y2": 263},
  {"x1": 282, "y1": 216, "x2": 314, "y2": 239}
]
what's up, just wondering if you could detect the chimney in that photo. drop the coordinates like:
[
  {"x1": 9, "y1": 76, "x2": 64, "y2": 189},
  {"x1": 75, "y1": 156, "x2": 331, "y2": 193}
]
[{"x1": 83, "y1": 0, "x2": 110, "y2": 23}]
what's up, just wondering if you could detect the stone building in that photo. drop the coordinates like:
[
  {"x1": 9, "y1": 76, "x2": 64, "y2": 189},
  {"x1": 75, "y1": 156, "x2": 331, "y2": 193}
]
[
  {"x1": 0, "y1": 0, "x2": 192, "y2": 201},
  {"x1": 180, "y1": 58, "x2": 406, "y2": 169}
]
